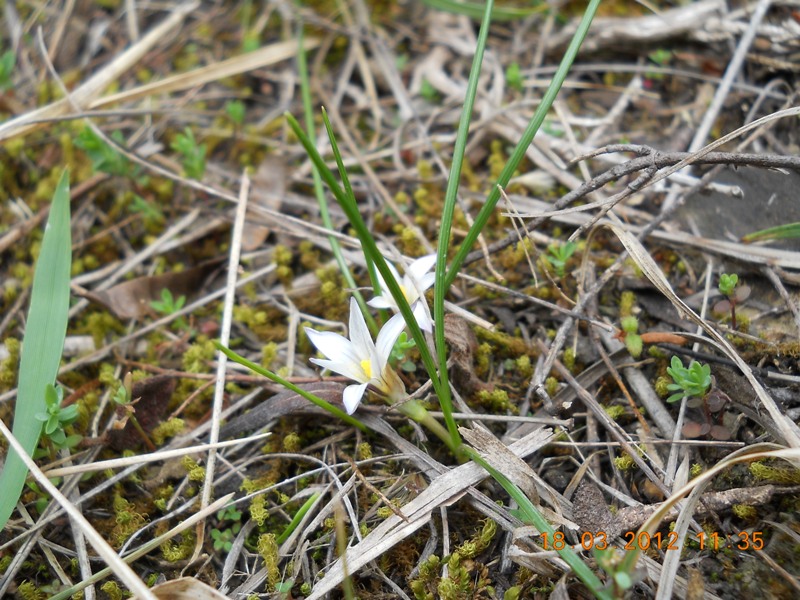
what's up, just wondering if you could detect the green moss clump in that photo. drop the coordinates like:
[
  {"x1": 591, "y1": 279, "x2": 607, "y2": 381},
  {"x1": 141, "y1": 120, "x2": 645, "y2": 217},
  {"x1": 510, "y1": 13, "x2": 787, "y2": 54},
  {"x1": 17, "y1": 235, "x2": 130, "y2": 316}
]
[
  {"x1": 250, "y1": 494, "x2": 268, "y2": 526},
  {"x1": 160, "y1": 531, "x2": 195, "y2": 561},
  {"x1": 690, "y1": 463, "x2": 703, "y2": 479},
  {"x1": 619, "y1": 291, "x2": 637, "y2": 318},
  {"x1": 604, "y1": 404, "x2": 626, "y2": 421},
  {"x1": 181, "y1": 339, "x2": 216, "y2": 373},
  {"x1": 476, "y1": 389, "x2": 516, "y2": 413},
  {"x1": 17, "y1": 581, "x2": 46, "y2": 600},
  {"x1": 111, "y1": 493, "x2": 148, "y2": 547},
  {"x1": 100, "y1": 581, "x2": 124, "y2": 600},
  {"x1": 749, "y1": 460, "x2": 800, "y2": 484},
  {"x1": 151, "y1": 418, "x2": 185, "y2": 445},
  {"x1": 614, "y1": 453, "x2": 635, "y2": 471},
  {"x1": 0, "y1": 337, "x2": 20, "y2": 390},
  {"x1": 545, "y1": 376, "x2": 559, "y2": 397},
  {"x1": 257, "y1": 533, "x2": 281, "y2": 590},
  {"x1": 181, "y1": 456, "x2": 206, "y2": 482},
  {"x1": 732, "y1": 504, "x2": 758, "y2": 520},
  {"x1": 283, "y1": 432, "x2": 301, "y2": 452},
  {"x1": 475, "y1": 342, "x2": 492, "y2": 377},
  {"x1": 654, "y1": 376, "x2": 670, "y2": 398}
]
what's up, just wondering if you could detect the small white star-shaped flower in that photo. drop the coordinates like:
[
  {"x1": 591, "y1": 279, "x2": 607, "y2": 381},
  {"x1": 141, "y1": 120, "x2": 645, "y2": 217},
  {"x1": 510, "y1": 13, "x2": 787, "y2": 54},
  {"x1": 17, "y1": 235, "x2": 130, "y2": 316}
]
[
  {"x1": 368, "y1": 254, "x2": 436, "y2": 332},
  {"x1": 305, "y1": 297, "x2": 407, "y2": 414}
]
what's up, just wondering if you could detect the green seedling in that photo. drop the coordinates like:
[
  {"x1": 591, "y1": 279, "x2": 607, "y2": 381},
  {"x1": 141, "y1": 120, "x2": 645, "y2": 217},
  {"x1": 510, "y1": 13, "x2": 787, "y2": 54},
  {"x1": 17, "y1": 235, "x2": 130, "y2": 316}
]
[
  {"x1": 75, "y1": 127, "x2": 135, "y2": 177},
  {"x1": 212, "y1": 505, "x2": 243, "y2": 552},
  {"x1": 225, "y1": 100, "x2": 246, "y2": 126},
  {"x1": 390, "y1": 331, "x2": 418, "y2": 372},
  {"x1": 35, "y1": 384, "x2": 81, "y2": 455},
  {"x1": 129, "y1": 194, "x2": 165, "y2": 225},
  {"x1": 715, "y1": 272, "x2": 749, "y2": 330},
  {"x1": 171, "y1": 127, "x2": 207, "y2": 180},
  {"x1": 112, "y1": 372, "x2": 156, "y2": 451},
  {"x1": 419, "y1": 78, "x2": 439, "y2": 102},
  {"x1": 506, "y1": 61, "x2": 524, "y2": 92},
  {"x1": 0, "y1": 50, "x2": 15, "y2": 92},
  {"x1": 665, "y1": 356, "x2": 711, "y2": 403},
  {"x1": 619, "y1": 316, "x2": 642, "y2": 358},
  {"x1": 645, "y1": 48, "x2": 671, "y2": 80},
  {"x1": 546, "y1": 241, "x2": 577, "y2": 278},
  {"x1": 151, "y1": 288, "x2": 188, "y2": 330}
]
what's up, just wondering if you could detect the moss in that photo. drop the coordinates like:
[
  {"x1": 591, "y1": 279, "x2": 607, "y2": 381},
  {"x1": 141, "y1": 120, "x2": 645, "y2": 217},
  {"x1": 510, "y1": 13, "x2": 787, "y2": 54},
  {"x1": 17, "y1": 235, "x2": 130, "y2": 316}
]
[
  {"x1": 476, "y1": 389, "x2": 516, "y2": 413},
  {"x1": 181, "y1": 456, "x2": 206, "y2": 482},
  {"x1": 17, "y1": 582, "x2": 46, "y2": 600},
  {"x1": 732, "y1": 504, "x2": 758, "y2": 520},
  {"x1": 562, "y1": 347, "x2": 576, "y2": 371},
  {"x1": 111, "y1": 493, "x2": 148, "y2": 547},
  {"x1": 750, "y1": 460, "x2": 800, "y2": 484},
  {"x1": 654, "y1": 376, "x2": 670, "y2": 398},
  {"x1": 282, "y1": 432, "x2": 301, "y2": 452},
  {"x1": 250, "y1": 494, "x2": 268, "y2": 526},
  {"x1": 545, "y1": 376, "x2": 559, "y2": 397},
  {"x1": 604, "y1": 404, "x2": 626, "y2": 420},
  {"x1": 614, "y1": 453, "x2": 635, "y2": 471},
  {"x1": 377, "y1": 506, "x2": 394, "y2": 519},
  {"x1": 257, "y1": 533, "x2": 281, "y2": 590},
  {"x1": 619, "y1": 290, "x2": 637, "y2": 318},
  {"x1": 690, "y1": 463, "x2": 703, "y2": 479},
  {"x1": 515, "y1": 354, "x2": 533, "y2": 378},
  {"x1": 160, "y1": 531, "x2": 195, "y2": 561},
  {"x1": 84, "y1": 311, "x2": 125, "y2": 348},
  {"x1": 357, "y1": 442, "x2": 373, "y2": 460},
  {"x1": 100, "y1": 581, "x2": 124, "y2": 600},
  {"x1": 0, "y1": 337, "x2": 20, "y2": 390},
  {"x1": 475, "y1": 342, "x2": 492, "y2": 377},
  {"x1": 151, "y1": 418, "x2": 185, "y2": 445},
  {"x1": 182, "y1": 339, "x2": 216, "y2": 373}
]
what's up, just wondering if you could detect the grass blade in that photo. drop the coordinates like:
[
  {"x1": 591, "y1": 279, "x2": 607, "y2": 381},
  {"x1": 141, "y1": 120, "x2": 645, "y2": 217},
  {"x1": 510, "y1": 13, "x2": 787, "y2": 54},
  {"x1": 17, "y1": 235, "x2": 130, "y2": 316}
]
[
  {"x1": 0, "y1": 170, "x2": 72, "y2": 529},
  {"x1": 421, "y1": 0, "x2": 546, "y2": 21},
  {"x1": 445, "y1": 0, "x2": 601, "y2": 288}
]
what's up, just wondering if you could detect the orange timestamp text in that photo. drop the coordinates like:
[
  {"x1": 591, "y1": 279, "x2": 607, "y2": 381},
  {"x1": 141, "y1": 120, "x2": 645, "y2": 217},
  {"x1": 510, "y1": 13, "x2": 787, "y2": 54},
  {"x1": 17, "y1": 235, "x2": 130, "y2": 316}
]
[{"x1": 540, "y1": 530, "x2": 765, "y2": 552}]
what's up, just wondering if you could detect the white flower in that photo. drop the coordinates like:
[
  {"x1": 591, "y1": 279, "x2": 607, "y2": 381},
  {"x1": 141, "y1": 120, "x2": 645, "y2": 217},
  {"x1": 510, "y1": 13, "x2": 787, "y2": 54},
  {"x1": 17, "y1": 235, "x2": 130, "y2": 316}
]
[
  {"x1": 368, "y1": 254, "x2": 436, "y2": 332},
  {"x1": 305, "y1": 297, "x2": 407, "y2": 414}
]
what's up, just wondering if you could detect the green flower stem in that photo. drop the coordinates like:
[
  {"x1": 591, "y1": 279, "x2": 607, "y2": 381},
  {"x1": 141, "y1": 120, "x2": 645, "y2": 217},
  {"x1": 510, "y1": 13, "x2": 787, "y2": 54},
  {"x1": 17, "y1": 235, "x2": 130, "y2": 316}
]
[
  {"x1": 215, "y1": 342, "x2": 367, "y2": 432},
  {"x1": 395, "y1": 398, "x2": 460, "y2": 456}
]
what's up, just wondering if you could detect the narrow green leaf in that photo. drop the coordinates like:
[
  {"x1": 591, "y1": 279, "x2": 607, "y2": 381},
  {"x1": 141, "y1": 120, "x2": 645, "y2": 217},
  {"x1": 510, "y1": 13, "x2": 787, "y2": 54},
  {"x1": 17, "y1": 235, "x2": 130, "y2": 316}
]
[
  {"x1": 741, "y1": 222, "x2": 800, "y2": 244},
  {"x1": 421, "y1": 0, "x2": 546, "y2": 21},
  {"x1": 0, "y1": 170, "x2": 72, "y2": 529}
]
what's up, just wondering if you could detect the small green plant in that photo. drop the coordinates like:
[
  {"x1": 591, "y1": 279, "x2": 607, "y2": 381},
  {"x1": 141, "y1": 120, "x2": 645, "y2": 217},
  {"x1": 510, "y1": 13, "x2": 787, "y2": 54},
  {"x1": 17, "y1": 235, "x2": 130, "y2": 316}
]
[
  {"x1": 212, "y1": 504, "x2": 243, "y2": 552},
  {"x1": 665, "y1": 356, "x2": 711, "y2": 403},
  {"x1": 151, "y1": 288, "x2": 188, "y2": 330},
  {"x1": 419, "y1": 78, "x2": 439, "y2": 102},
  {"x1": 645, "y1": 48, "x2": 671, "y2": 80},
  {"x1": 715, "y1": 272, "x2": 749, "y2": 330},
  {"x1": 170, "y1": 127, "x2": 207, "y2": 180},
  {"x1": 546, "y1": 241, "x2": 577, "y2": 278},
  {"x1": 75, "y1": 127, "x2": 135, "y2": 177},
  {"x1": 390, "y1": 331, "x2": 418, "y2": 372},
  {"x1": 0, "y1": 50, "x2": 15, "y2": 91},
  {"x1": 129, "y1": 195, "x2": 164, "y2": 225},
  {"x1": 35, "y1": 383, "x2": 81, "y2": 454},
  {"x1": 506, "y1": 61, "x2": 524, "y2": 92},
  {"x1": 225, "y1": 100, "x2": 246, "y2": 126},
  {"x1": 718, "y1": 273, "x2": 738, "y2": 297},
  {"x1": 619, "y1": 316, "x2": 642, "y2": 358}
]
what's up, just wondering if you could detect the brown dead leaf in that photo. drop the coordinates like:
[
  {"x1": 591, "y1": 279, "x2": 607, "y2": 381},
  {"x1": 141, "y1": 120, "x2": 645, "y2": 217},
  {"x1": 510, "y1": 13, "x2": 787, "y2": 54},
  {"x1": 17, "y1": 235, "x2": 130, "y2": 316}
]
[
  {"x1": 241, "y1": 156, "x2": 287, "y2": 251},
  {"x1": 80, "y1": 260, "x2": 220, "y2": 319},
  {"x1": 107, "y1": 376, "x2": 176, "y2": 451},
  {"x1": 444, "y1": 314, "x2": 491, "y2": 395}
]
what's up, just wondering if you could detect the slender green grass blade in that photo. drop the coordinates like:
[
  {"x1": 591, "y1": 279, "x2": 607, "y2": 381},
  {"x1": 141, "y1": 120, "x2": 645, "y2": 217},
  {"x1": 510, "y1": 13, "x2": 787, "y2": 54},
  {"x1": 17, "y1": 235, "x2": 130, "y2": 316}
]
[
  {"x1": 214, "y1": 342, "x2": 368, "y2": 431},
  {"x1": 433, "y1": 0, "x2": 495, "y2": 452},
  {"x1": 741, "y1": 222, "x2": 800, "y2": 243},
  {"x1": 295, "y1": 15, "x2": 377, "y2": 334},
  {"x1": 277, "y1": 492, "x2": 320, "y2": 544},
  {"x1": 445, "y1": 0, "x2": 601, "y2": 288},
  {"x1": 465, "y1": 447, "x2": 612, "y2": 600},
  {"x1": 421, "y1": 0, "x2": 545, "y2": 21},
  {"x1": 0, "y1": 170, "x2": 72, "y2": 530}
]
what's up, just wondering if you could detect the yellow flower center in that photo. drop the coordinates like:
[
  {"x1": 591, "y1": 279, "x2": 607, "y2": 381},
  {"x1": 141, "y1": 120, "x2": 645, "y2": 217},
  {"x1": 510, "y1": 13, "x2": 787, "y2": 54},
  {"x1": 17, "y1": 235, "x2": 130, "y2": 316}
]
[{"x1": 360, "y1": 358, "x2": 373, "y2": 379}]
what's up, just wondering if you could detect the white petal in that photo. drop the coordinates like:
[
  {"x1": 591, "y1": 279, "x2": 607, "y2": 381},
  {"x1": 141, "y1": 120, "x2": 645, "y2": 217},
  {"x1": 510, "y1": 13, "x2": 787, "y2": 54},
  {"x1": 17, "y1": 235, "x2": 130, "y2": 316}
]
[
  {"x1": 342, "y1": 382, "x2": 368, "y2": 414},
  {"x1": 305, "y1": 328, "x2": 360, "y2": 365},
  {"x1": 417, "y1": 272, "x2": 436, "y2": 292},
  {"x1": 407, "y1": 254, "x2": 437, "y2": 281},
  {"x1": 367, "y1": 296, "x2": 395, "y2": 310},
  {"x1": 310, "y1": 357, "x2": 366, "y2": 382},
  {"x1": 412, "y1": 300, "x2": 433, "y2": 332},
  {"x1": 347, "y1": 297, "x2": 373, "y2": 361},
  {"x1": 375, "y1": 312, "x2": 407, "y2": 363}
]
